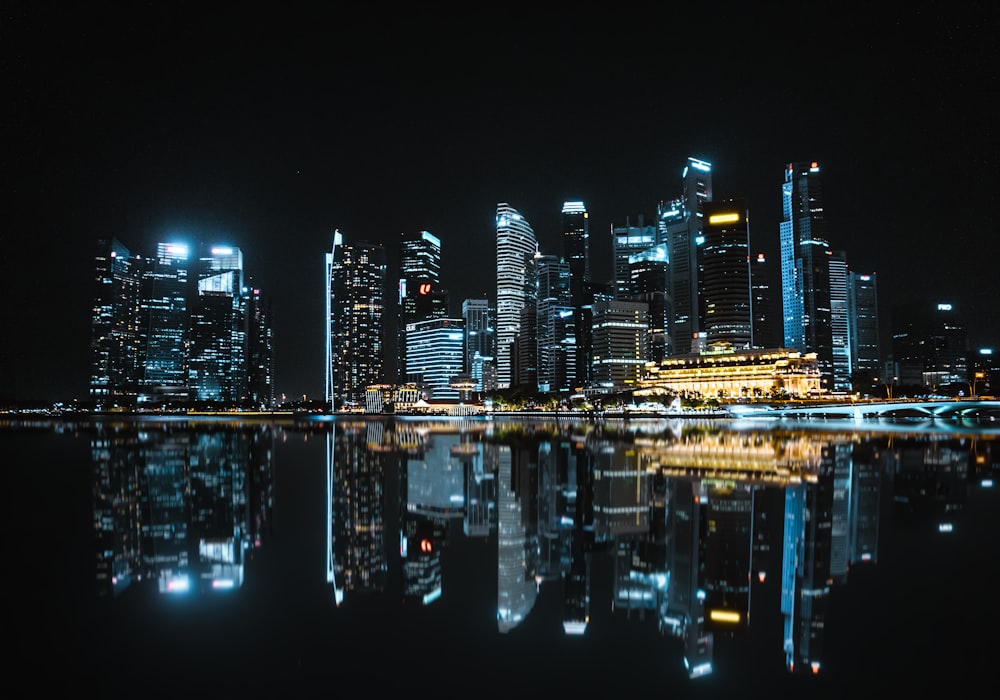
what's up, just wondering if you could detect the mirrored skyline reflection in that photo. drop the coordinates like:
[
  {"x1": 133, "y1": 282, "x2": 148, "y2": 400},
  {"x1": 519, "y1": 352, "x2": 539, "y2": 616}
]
[
  {"x1": 319, "y1": 416, "x2": 998, "y2": 680},
  {"x1": 37, "y1": 414, "x2": 996, "y2": 693}
]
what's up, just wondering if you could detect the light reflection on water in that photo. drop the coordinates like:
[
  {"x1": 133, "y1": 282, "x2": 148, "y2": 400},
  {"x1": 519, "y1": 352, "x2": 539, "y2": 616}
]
[{"x1": 7, "y1": 415, "x2": 998, "y2": 695}]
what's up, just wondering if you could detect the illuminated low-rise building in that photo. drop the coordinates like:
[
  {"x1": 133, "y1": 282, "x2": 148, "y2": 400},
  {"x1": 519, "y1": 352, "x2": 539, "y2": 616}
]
[{"x1": 638, "y1": 345, "x2": 821, "y2": 399}]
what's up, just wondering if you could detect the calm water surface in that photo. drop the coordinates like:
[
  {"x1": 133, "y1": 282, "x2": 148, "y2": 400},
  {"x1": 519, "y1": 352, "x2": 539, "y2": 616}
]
[{"x1": 8, "y1": 414, "x2": 999, "y2": 698}]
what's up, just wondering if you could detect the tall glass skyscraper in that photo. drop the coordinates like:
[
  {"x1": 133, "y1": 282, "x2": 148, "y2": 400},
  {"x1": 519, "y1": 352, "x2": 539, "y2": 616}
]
[
  {"x1": 141, "y1": 242, "x2": 191, "y2": 399},
  {"x1": 188, "y1": 246, "x2": 247, "y2": 403},
  {"x1": 562, "y1": 201, "x2": 589, "y2": 304},
  {"x1": 91, "y1": 238, "x2": 270, "y2": 409},
  {"x1": 828, "y1": 250, "x2": 852, "y2": 393},
  {"x1": 91, "y1": 237, "x2": 141, "y2": 406},
  {"x1": 397, "y1": 230, "x2": 446, "y2": 382},
  {"x1": 326, "y1": 230, "x2": 387, "y2": 409},
  {"x1": 462, "y1": 297, "x2": 494, "y2": 392},
  {"x1": 780, "y1": 161, "x2": 834, "y2": 390},
  {"x1": 847, "y1": 271, "x2": 880, "y2": 383},
  {"x1": 534, "y1": 254, "x2": 575, "y2": 393},
  {"x1": 495, "y1": 203, "x2": 537, "y2": 389},
  {"x1": 699, "y1": 199, "x2": 752, "y2": 349},
  {"x1": 661, "y1": 157, "x2": 713, "y2": 355}
]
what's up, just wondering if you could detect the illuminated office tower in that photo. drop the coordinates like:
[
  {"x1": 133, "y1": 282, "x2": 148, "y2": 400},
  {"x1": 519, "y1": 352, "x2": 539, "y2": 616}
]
[
  {"x1": 612, "y1": 215, "x2": 657, "y2": 300},
  {"x1": 397, "y1": 230, "x2": 447, "y2": 382},
  {"x1": 661, "y1": 157, "x2": 713, "y2": 355},
  {"x1": 462, "y1": 297, "x2": 494, "y2": 392},
  {"x1": 827, "y1": 250, "x2": 851, "y2": 393},
  {"x1": 496, "y1": 203, "x2": 537, "y2": 389},
  {"x1": 535, "y1": 253, "x2": 575, "y2": 393},
  {"x1": 246, "y1": 286, "x2": 275, "y2": 409},
  {"x1": 140, "y1": 242, "x2": 191, "y2": 401},
  {"x1": 780, "y1": 161, "x2": 834, "y2": 391},
  {"x1": 405, "y1": 317, "x2": 465, "y2": 400},
  {"x1": 188, "y1": 246, "x2": 247, "y2": 404},
  {"x1": 91, "y1": 237, "x2": 142, "y2": 407},
  {"x1": 562, "y1": 201, "x2": 590, "y2": 303},
  {"x1": 563, "y1": 201, "x2": 591, "y2": 387},
  {"x1": 326, "y1": 231, "x2": 387, "y2": 409},
  {"x1": 847, "y1": 271, "x2": 881, "y2": 383},
  {"x1": 699, "y1": 199, "x2": 752, "y2": 349},
  {"x1": 591, "y1": 299, "x2": 648, "y2": 390},
  {"x1": 627, "y1": 243, "x2": 670, "y2": 362}
]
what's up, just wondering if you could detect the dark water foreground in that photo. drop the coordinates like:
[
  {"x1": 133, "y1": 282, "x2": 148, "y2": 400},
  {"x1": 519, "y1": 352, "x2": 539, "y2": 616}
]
[{"x1": 6, "y1": 414, "x2": 998, "y2": 698}]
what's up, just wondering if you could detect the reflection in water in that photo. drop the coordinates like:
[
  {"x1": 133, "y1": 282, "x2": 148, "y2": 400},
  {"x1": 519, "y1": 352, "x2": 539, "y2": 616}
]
[
  {"x1": 91, "y1": 421, "x2": 275, "y2": 597},
  {"x1": 85, "y1": 415, "x2": 997, "y2": 681}
]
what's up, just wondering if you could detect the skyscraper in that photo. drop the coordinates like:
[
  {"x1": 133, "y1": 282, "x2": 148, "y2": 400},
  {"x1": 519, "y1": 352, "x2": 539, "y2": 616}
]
[
  {"x1": 326, "y1": 230, "x2": 387, "y2": 409},
  {"x1": 591, "y1": 299, "x2": 648, "y2": 390},
  {"x1": 246, "y1": 286, "x2": 275, "y2": 408},
  {"x1": 699, "y1": 199, "x2": 752, "y2": 349},
  {"x1": 91, "y1": 238, "x2": 269, "y2": 409},
  {"x1": 188, "y1": 246, "x2": 247, "y2": 403},
  {"x1": 780, "y1": 161, "x2": 834, "y2": 391},
  {"x1": 627, "y1": 243, "x2": 670, "y2": 363},
  {"x1": 140, "y1": 242, "x2": 191, "y2": 401},
  {"x1": 751, "y1": 252, "x2": 780, "y2": 350},
  {"x1": 611, "y1": 215, "x2": 657, "y2": 300},
  {"x1": 827, "y1": 250, "x2": 852, "y2": 393},
  {"x1": 405, "y1": 317, "x2": 465, "y2": 400},
  {"x1": 661, "y1": 157, "x2": 713, "y2": 355},
  {"x1": 496, "y1": 203, "x2": 537, "y2": 389},
  {"x1": 91, "y1": 237, "x2": 141, "y2": 407},
  {"x1": 534, "y1": 254, "x2": 576, "y2": 393},
  {"x1": 562, "y1": 201, "x2": 590, "y2": 304},
  {"x1": 890, "y1": 300, "x2": 968, "y2": 392},
  {"x1": 847, "y1": 271, "x2": 880, "y2": 384},
  {"x1": 462, "y1": 297, "x2": 494, "y2": 392},
  {"x1": 397, "y1": 230, "x2": 447, "y2": 381}
]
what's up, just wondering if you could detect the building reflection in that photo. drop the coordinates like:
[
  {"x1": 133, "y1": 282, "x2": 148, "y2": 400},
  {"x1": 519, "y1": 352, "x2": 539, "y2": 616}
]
[
  {"x1": 82, "y1": 415, "x2": 995, "y2": 679},
  {"x1": 321, "y1": 417, "x2": 996, "y2": 677},
  {"x1": 91, "y1": 420, "x2": 275, "y2": 597}
]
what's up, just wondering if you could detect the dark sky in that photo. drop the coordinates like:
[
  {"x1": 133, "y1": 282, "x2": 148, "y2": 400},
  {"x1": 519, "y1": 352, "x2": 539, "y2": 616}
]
[{"x1": 3, "y1": 4, "x2": 998, "y2": 403}]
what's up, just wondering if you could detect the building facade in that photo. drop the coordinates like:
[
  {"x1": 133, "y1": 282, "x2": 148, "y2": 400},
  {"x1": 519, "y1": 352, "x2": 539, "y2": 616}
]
[
  {"x1": 780, "y1": 161, "x2": 834, "y2": 392},
  {"x1": 662, "y1": 157, "x2": 713, "y2": 355},
  {"x1": 326, "y1": 230, "x2": 387, "y2": 409},
  {"x1": 496, "y1": 203, "x2": 537, "y2": 389},
  {"x1": 699, "y1": 199, "x2": 752, "y2": 350}
]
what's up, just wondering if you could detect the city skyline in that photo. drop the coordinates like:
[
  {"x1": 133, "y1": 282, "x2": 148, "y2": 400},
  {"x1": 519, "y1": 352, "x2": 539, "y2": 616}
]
[{"x1": 4, "y1": 6, "x2": 998, "y2": 403}]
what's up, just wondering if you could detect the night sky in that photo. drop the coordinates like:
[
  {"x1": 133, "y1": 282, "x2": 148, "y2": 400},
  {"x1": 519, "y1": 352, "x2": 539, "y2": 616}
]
[{"x1": 4, "y1": 4, "x2": 998, "y2": 403}]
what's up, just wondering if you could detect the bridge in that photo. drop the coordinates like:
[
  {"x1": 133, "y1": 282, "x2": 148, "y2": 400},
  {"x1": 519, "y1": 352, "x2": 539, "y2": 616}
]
[{"x1": 728, "y1": 399, "x2": 1000, "y2": 422}]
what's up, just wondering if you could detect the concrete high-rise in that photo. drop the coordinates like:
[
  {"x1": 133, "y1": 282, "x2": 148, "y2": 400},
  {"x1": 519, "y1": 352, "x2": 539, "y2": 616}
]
[
  {"x1": 496, "y1": 203, "x2": 537, "y2": 389},
  {"x1": 780, "y1": 161, "x2": 834, "y2": 391},
  {"x1": 326, "y1": 230, "x2": 387, "y2": 409},
  {"x1": 591, "y1": 299, "x2": 648, "y2": 390}
]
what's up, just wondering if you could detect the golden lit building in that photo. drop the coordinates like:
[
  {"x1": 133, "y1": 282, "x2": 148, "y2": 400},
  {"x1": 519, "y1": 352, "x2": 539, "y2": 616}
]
[{"x1": 638, "y1": 345, "x2": 822, "y2": 399}]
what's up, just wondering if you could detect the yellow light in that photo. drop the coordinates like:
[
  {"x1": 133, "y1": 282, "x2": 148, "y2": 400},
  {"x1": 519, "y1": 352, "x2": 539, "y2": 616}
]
[
  {"x1": 708, "y1": 212, "x2": 740, "y2": 225},
  {"x1": 709, "y1": 609, "x2": 741, "y2": 624}
]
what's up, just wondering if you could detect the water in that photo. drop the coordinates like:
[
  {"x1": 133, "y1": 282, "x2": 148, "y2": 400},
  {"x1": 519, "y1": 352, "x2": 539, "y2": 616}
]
[{"x1": 8, "y1": 414, "x2": 999, "y2": 697}]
